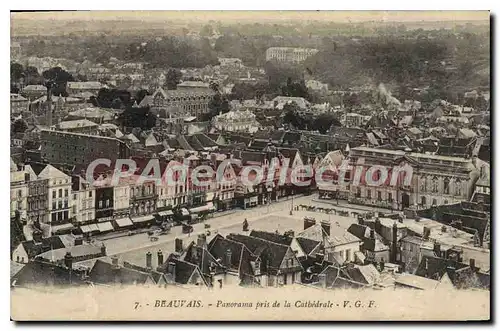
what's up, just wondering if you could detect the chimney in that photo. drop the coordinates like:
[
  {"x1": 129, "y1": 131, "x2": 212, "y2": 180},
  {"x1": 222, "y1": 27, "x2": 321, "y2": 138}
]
[
  {"x1": 423, "y1": 226, "x2": 431, "y2": 240},
  {"x1": 64, "y1": 251, "x2": 73, "y2": 270},
  {"x1": 74, "y1": 237, "x2": 83, "y2": 246},
  {"x1": 370, "y1": 228, "x2": 375, "y2": 239},
  {"x1": 358, "y1": 215, "x2": 364, "y2": 226},
  {"x1": 111, "y1": 256, "x2": 119, "y2": 267},
  {"x1": 225, "y1": 249, "x2": 232, "y2": 267},
  {"x1": 304, "y1": 217, "x2": 316, "y2": 230},
  {"x1": 175, "y1": 238, "x2": 183, "y2": 253},
  {"x1": 157, "y1": 250, "x2": 164, "y2": 266},
  {"x1": 146, "y1": 251, "x2": 152, "y2": 269},
  {"x1": 469, "y1": 258, "x2": 476, "y2": 271},
  {"x1": 99, "y1": 243, "x2": 106, "y2": 256},
  {"x1": 197, "y1": 234, "x2": 207, "y2": 249},
  {"x1": 167, "y1": 262, "x2": 176, "y2": 282},
  {"x1": 434, "y1": 242, "x2": 441, "y2": 257},
  {"x1": 320, "y1": 221, "x2": 331, "y2": 236}
]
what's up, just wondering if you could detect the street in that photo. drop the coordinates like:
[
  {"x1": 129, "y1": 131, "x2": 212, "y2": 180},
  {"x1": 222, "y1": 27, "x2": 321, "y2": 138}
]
[{"x1": 95, "y1": 194, "x2": 363, "y2": 267}]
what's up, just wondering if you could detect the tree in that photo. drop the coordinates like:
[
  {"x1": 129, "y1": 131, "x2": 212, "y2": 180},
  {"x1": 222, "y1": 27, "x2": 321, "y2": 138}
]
[
  {"x1": 311, "y1": 113, "x2": 341, "y2": 134},
  {"x1": 42, "y1": 67, "x2": 74, "y2": 96},
  {"x1": 11, "y1": 62, "x2": 24, "y2": 83},
  {"x1": 166, "y1": 68, "x2": 182, "y2": 90}
]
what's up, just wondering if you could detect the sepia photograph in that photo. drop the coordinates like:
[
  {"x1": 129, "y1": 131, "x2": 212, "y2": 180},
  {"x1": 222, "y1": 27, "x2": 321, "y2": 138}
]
[{"x1": 9, "y1": 9, "x2": 491, "y2": 321}]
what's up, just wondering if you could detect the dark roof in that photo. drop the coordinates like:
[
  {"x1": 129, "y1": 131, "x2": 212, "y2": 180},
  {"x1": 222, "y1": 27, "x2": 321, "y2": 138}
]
[
  {"x1": 415, "y1": 255, "x2": 489, "y2": 290},
  {"x1": 159, "y1": 254, "x2": 200, "y2": 285},
  {"x1": 234, "y1": 151, "x2": 267, "y2": 165},
  {"x1": 12, "y1": 260, "x2": 86, "y2": 288},
  {"x1": 182, "y1": 242, "x2": 224, "y2": 276},
  {"x1": 207, "y1": 234, "x2": 256, "y2": 279},
  {"x1": 21, "y1": 236, "x2": 66, "y2": 260},
  {"x1": 88, "y1": 260, "x2": 151, "y2": 285},
  {"x1": 296, "y1": 237, "x2": 321, "y2": 256},
  {"x1": 227, "y1": 233, "x2": 294, "y2": 275},
  {"x1": 191, "y1": 133, "x2": 218, "y2": 148},
  {"x1": 318, "y1": 265, "x2": 366, "y2": 289},
  {"x1": 249, "y1": 230, "x2": 293, "y2": 246}
]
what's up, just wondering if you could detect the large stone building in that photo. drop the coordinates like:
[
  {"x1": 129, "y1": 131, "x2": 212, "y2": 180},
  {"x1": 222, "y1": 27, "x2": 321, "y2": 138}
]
[
  {"x1": 337, "y1": 147, "x2": 483, "y2": 210},
  {"x1": 40, "y1": 130, "x2": 130, "y2": 167},
  {"x1": 139, "y1": 87, "x2": 215, "y2": 123},
  {"x1": 212, "y1": 110, "x2": 260, "y2": 133},
  {"x1": 265, "y1": 47, "x2": 319, "y2": 63},
  {"x1": 320, "y1": 147, "x2": 483, "y2": 210}
]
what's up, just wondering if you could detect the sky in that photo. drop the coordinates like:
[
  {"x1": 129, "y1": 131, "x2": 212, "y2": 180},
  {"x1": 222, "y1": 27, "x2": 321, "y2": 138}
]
[{"x1": 11, "y1": 10, "x2": 490, "y2": 24}]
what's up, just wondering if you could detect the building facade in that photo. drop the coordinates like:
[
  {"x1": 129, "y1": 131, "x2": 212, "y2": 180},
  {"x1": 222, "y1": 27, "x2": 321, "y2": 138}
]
[
  {"x1": 343, "y1": 147, "x2": 482, "y2": 210},
  {"x1": 265, "y1": 47, "x2": 319, "y2": 63},
  {"x1": 40, "y1": 130, "x2": 131, "y2": 167},
  {"x1": 140, "y1": 87, "x2": 215, "y2": 123},
  {"x1": 212, "y1": 110, "x2": 260, "y2": 133},
  {"x1": 71, "y1": 176, "x2": 95, "y2": 223},
  {"x1": 38, "y1": 165, "x2": 72, "y2": 224}
]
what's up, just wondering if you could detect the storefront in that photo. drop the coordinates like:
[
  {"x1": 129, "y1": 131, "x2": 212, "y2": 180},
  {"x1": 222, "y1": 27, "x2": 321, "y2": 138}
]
[
  {"x1": 96, "y1": 221, "x2": 114, "y2": 234},
  {"x1": 131, "y1": 215, "x2": 154, "y2": 228},
  {"x1": 189, "y1": 202, "x2": 215, "y2": 215},
  {"x1": 113, "y1": 217, "x2": 134, "y2": 230},
  {"x1": 80, "y1": 223, "x2": 100, "y2": 236}
]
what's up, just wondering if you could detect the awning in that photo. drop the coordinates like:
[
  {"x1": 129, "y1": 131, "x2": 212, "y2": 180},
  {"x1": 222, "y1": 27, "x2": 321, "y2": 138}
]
[
  {"x1": 115, "y1": 217, "x2": 134, "y2": 227},
  {"x1": 97, "y1": 222, "x2": 113, "y2": 232},
  {"x1": 158, "y1": 210, "x2": 174, "y2": 216},
  {"x1": 88, "y1": 224, "x2": 100, "y2": 232},
  {"x1": 51, "y1": 223, "x2": 74, "y2": 234},
  {"x1": 132, "y1": 215, "x2": 153, "y2": 224},
  {"x1": 80, "y1": 225, "x2": 92, "y2": 233},
  {"x1": 181, "y1": 208, "x2": 189, "y2": 216},
  {"x1": 206, "y1": 192, "x2": 215, "y2": 201},
  {"x1": 189, "y1": 202, "x2": 215, "y2": 214}
]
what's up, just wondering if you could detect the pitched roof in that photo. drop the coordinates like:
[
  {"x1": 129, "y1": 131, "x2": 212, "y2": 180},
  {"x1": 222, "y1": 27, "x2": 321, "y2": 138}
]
[
  {"x1": 182, "y1": 242, "x2": 224, "y2": 276},
  {"x1": 249, "y1": 230, "x2": 293, "y2": 246},
  {"x1": 296, "y1": 237, "x2": 322, "y2": 256},
  {"x1": 395, "y1": 273, "x2": 440, "y2": 290},
  {"x1": 207, "y1": 234, "x2": 256, "y2": 279},
  {"x1": 414, "y1": 255, "x2": 488, "y2": 289},
  {"x1": 345, "y1": 264, "x2": 380, "y2": 285},
  {"x1": 158, "y1": 254, "x2": 200, "y2": 285},
  {"x1": 88, "y1": 259, "x2": 152, "y2": 285},
  {"x1": 20, "y1": 236, "x2": 66, "y2": 259},
  {"x1": 227, "y1": 234, "x2": 292, "y2": 275},
  {"x1": 12, "y1": 260, "x2": 86, "y2": 287},
  {"x1": 298, "y1": 223, "x2": 360, "y2": 247},
  {"x1": 37, "y1": 164, "x2": 69, "y2": 179}
]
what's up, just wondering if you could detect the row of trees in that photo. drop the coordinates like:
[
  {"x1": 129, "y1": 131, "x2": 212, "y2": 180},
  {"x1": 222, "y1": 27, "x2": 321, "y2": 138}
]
[{"x1": 11, "y1": 63, "x2": 76, "y2": 96}]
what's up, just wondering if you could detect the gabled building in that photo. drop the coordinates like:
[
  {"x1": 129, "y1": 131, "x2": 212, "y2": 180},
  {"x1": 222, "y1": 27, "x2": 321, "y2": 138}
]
[{"x1": 227, "y1": 233, "x2": 303, "y2": 286}]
